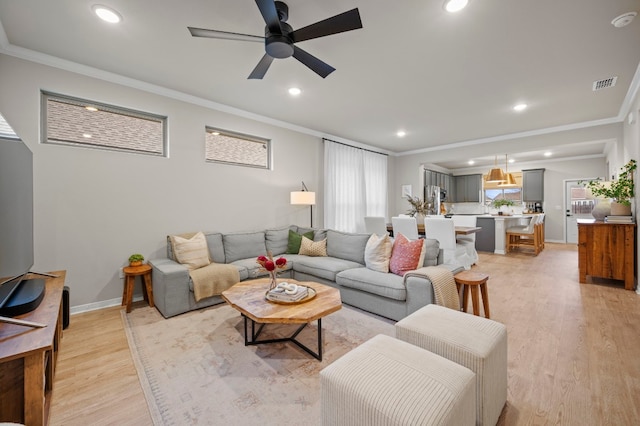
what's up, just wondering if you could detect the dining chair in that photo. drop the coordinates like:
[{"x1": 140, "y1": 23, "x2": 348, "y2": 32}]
[
  {"x1": 364, "y1": 216, "x2": 388, "y2": 236},
  {"x1": 506, "y1": 215, "x2": 542, "y2": 255},
  {"x1": 424, "y1": 217, "x2": 472, "y2": 269},
  {"x1": 391, "y1": 216, "x2": 419, "y2": 240},
  {"x1": 450, "y1": 215, "x2": 479, "y2": 265}
]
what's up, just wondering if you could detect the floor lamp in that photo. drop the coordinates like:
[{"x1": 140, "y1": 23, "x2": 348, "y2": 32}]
[{"x1": 290, "y1": 182, "x2": 316, "y2": 227}]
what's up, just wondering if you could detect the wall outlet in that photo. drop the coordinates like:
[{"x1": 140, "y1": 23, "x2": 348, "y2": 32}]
[{"x1": 119, "y1": 267, "x2": 124, "y2": 279}]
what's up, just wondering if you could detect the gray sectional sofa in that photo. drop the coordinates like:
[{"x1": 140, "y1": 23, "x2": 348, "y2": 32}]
[{"x1": 149, "y1": 225, "x2": 462, "y2": 321}]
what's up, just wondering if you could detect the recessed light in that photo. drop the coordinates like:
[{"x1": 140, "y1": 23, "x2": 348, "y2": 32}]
[
  {"x1": 93, "y1": 5, "x2": 122, "y2": 23},
  {"x1": 210, "y1": 131, "x2": 220, "y2": 135},
  {"x1": 396, "y1": 130, "x2": 406, "y2": 137},
  {"x1": 508, "y1": 158, "x2": 515, "y2": 163},
  {"x1": 468, "y1": 160, "x2": 475, "y2": 165},
  {"x1": 85, "y1": 106, "x2": 98, "y2": 112},
  {"x1": 544, "y1": 152, "x2": 552, "y2": 157},
  {"x1": 82, "y1": 133, "x2": 92, "y2": 138},
  {"x1": 288, "y1": 87, "x2": 301, "y2": 96},
  {"x1": 444, "y1": 0, "x2": 469, "y2": 13},
  {"x1": 513, "y1": 103, "x2": 527, "y2": 112}
]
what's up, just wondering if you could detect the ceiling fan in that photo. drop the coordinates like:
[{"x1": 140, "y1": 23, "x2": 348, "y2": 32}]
[{"x1": 188, "y1": 0, "x2": 363, "y2": 79}]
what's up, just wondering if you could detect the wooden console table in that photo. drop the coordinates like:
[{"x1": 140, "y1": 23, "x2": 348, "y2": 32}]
[
  {"x1": 577, "y1": 220, "x2": 637, "y2": 290},
  {"x1": 0, "y1": 270, "x2": 66, "y2": 425}
]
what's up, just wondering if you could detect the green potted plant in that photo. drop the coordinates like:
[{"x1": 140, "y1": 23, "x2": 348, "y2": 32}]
[
  {"x1": 492, "y1": 198, "x2": 515, "y2": 215},
  {"x1": 582, "y1": 159, "x2": 636, "y2": 216},
  {"x1": 128, "y1": 253, "x2": 144, "y2": 267}
]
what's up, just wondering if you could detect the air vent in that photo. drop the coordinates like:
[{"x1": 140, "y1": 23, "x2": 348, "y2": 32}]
[{"x1": 592, "y1": 76, "x2": 617, "y2": 91}]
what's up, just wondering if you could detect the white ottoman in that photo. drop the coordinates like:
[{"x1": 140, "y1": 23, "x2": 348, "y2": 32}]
[
  {"x1": 320, "y1": 334, "x2": 476, "y2": 426},
  {"x1": 395, "y1": 304, "x2": 507, "y2": 426}
]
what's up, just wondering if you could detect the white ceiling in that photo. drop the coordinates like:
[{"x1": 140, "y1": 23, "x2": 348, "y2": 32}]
[{"x1": 1, "y1": 0, "x2": 639, "y2": 170}]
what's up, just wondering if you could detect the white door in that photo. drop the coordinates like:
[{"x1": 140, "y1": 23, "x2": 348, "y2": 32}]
[{"x1": 565, "y1": 180, "x2": 596, "y2": 244}]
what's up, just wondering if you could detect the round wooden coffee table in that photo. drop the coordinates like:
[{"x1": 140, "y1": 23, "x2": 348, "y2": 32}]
[{"x1": 221, "y1": 278, "x2": 342, "y2": 360}]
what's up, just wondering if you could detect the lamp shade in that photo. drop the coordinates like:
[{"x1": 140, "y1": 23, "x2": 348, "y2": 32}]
[
  {"x1": 486, "y1": 168, "x2": 506, "y2": 183},
  {"x1": 290, "y1": 191, "x2": 316, "y2": 205},
  {"x1": 498, "y1": 173, "x2": 517, "y2": 186}
]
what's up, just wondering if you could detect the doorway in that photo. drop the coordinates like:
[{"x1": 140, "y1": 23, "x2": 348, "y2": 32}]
[{"x1": 564, "y1": 179, "x2": 597, "y2": 244}]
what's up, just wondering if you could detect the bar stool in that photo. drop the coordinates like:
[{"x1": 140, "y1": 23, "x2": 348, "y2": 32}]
[
  {"x1": 454, "y1": 270, "x2": 491, "y2": 318},
  {"x1": 122, "y1": 264, "x2": 154, "y2": 313}
]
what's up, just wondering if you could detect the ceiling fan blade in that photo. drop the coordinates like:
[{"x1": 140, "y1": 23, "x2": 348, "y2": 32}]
[
  {"x1": 248, "y1": 54, "x2": 275, "y2": 79},
  {"x1": 255, "y1": 0, "x2": 282, "y2": 35},
  {"x1": 188, "y1": 27, "x2": 264, "y2": 42},
  {"x1": 292, "y1": 46, "x2": 335, "y2": 78},
  {"x1": 290, "y1": 8, "x2": 362, "y2": 43}
]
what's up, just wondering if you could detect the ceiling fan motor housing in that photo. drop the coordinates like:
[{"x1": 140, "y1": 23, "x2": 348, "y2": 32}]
[{"x1": 265, "y1": 22, "x2": 294, "y2": 58}]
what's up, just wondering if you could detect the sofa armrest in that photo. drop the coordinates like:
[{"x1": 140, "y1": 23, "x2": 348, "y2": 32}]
[
  {"x1": 403, "y1": 275, "x2": 436, "y2": 316},
  {"x1": 148, "y1": 258, "x2": 190, "y2": 318}
]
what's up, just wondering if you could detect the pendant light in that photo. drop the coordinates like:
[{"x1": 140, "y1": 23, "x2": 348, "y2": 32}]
[
  {"x1": 486, "y1": 155, "x2": 506, "y2": 183},
  {"x1": 499, "y1": 154, "x2": 517, "y2": 187}
]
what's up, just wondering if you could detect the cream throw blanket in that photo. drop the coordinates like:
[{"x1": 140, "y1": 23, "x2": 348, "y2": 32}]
[
  {"x1": 189, "y1": 263, "x2": 240, "y2": 302},
  {"x1": 404, "y1": 266, "x2": 460, "y2": 310}
]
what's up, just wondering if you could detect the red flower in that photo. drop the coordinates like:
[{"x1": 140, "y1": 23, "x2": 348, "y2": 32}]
[
  {"x1": 275, "y1": 257, "x2": 287, "y2": 267},
  {"x1": 257, "y1": 255, "x2": 268, "y2": 263},
  {"x1": 264, "y1": 260, "x2": 275, "y2": 271}
]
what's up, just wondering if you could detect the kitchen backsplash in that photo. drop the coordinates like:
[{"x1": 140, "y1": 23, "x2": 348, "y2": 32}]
[{"x1": 444, "y1": 202, "x2": 527, "y2": 215}]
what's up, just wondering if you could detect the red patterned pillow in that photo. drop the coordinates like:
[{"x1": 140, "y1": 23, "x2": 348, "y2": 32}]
[{"x1": 389, "y1": 233, "x2": 425, "y2": 276}]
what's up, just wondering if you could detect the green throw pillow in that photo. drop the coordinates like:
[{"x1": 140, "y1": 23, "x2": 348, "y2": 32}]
[{"x1": 286, "y1": 230, "x2": 315, "y2": 254}]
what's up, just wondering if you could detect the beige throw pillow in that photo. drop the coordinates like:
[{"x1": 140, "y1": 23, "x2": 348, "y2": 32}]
[
  {"x1": 170, "y1": 231, "x2": 211, "y2": 270},
  {"x1": 299, "y1": 236, "x2": 328, "y2": 257},
  {"x1": 364, "y1": 233, "x2": 392, "y2": 273}
]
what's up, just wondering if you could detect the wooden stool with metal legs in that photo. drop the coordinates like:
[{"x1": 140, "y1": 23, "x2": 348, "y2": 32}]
[{"x1": 454, "y1": 270, "x2": 491, "y2": 318}]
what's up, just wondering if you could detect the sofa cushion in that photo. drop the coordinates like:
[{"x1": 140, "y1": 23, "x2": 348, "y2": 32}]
[
  {"x1": 296, "y1": 227, "x2": 327, "y2": 242},
  {"x1": 205, "y1": 232, "x2": 226, "y2": 263},
  {"x1": 364, "y1": 233, "x2": 392, "y2": 273},
  {"x1": 265, "y1": 226, "x2": 294, "y2": 256},
  {"x1": 170, "y1": 232, "x2": 211, "y2": 270},
  {"x1": 286, "y1": 230, "x2": 314, "y2": 254},
  {"x1": 326, "y1": 230, "x2": 370, "y2": 264},
  {"x1": 223, "y1": 231, "x2": 267, "y2": 263},
  {"x1": 292, "y1": 256, "x2": 363, "y2": 282},
  {"x1": 299, "y1": 236, "x2": 328, "y2": 257},
  {"x1": 422, "y1": 238, "x2": 440, "y2": 267},
  {"x1": 389, "y1": 234, "x2": 425, "y2": 276},
  {"x1": 336, "y1": 268, "x2": 407, "y2": 301}
]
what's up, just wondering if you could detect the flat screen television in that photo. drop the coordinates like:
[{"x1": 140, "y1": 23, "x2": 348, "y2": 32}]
[{"x1": 0, "y1": 131, "x2": 45, "y2": 317}]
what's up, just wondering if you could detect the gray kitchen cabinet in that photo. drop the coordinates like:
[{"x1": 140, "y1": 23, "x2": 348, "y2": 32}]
[
  {"x1": 476, "y1": 217, "x2": 495, "y2": 252},
  {"x1": 453, "y1": 174, "x2": 482, "y2": 202},
  {"x1": 522, "y1": 169, "x2": 545, "y2": 201}
]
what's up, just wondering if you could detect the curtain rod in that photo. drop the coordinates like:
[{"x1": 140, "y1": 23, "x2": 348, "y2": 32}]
[{"x1": 322, "y1": 138, "x2": 389, "y2": 156}]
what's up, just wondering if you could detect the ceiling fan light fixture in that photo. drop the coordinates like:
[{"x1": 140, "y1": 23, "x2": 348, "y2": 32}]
[
  {"x1": 444, "y1": 0, "x2": 469, "y2": 13},
  {"x1": 92, "y1": 5, "x2": 122, "y2": 23}
]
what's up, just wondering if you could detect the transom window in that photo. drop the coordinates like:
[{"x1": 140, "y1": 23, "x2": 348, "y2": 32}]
[
  {"x1": 41, "y1": 91, "x2": 167, "y2": 156},
  {"x1": 205, "y1": 127, "x2": 270, "y2": 169}
]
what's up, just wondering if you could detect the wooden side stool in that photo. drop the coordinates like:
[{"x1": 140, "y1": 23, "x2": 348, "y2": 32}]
[
  {"x1": 122, "y1": 264, "x2": 154, "y2": 313},
  {"x1": 454, "y1": 270, "x2": 490, "y2": 318}
]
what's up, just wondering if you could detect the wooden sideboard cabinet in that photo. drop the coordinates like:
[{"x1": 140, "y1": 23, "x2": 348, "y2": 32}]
[
  {"x1": 0, "y1": 270, "x2": 66, "y2": 426},
  {"x1": 577, "y1": 220, "x2": 637, "y2": 290}
]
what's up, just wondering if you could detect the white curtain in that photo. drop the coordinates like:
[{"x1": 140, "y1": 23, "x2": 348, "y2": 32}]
[{"x1": 324, "y1": 140, "x2": 387, "y2": 232}]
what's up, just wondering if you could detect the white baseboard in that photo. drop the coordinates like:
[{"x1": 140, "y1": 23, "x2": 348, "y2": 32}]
[{"x1": 70, "y1": 295, "x2": 144, "y2": 315}]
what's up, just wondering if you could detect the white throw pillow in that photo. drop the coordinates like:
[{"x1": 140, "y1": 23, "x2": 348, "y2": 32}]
[
  {"x1": 364, "y1": 233, "x2": 392, "y2": 273},
  {"x1": 170, "y1": 231, "x2": 211, "y2": 270}
]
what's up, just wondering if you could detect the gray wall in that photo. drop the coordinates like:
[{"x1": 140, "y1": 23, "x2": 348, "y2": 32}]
[{"x1": 0, "y1": 54, "x2": 323, "y2": 309}]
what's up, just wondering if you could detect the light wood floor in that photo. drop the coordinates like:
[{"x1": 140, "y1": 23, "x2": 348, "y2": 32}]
[{"x1": 49, "y1": 243, "x2": 640, "y2": 425}]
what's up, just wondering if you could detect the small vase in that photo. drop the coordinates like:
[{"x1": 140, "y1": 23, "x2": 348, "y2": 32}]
[
  {"x1": 268, "y1": 272, "x2": 278, "y2": 290},
  {"x1": 591, "y1": 199, "x2": 611, "y2": 221}
]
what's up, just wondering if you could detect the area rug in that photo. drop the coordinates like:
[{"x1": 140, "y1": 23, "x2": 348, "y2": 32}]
[{"x1": 122, "y1": 303, "x2": 394, "y2": 425}]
